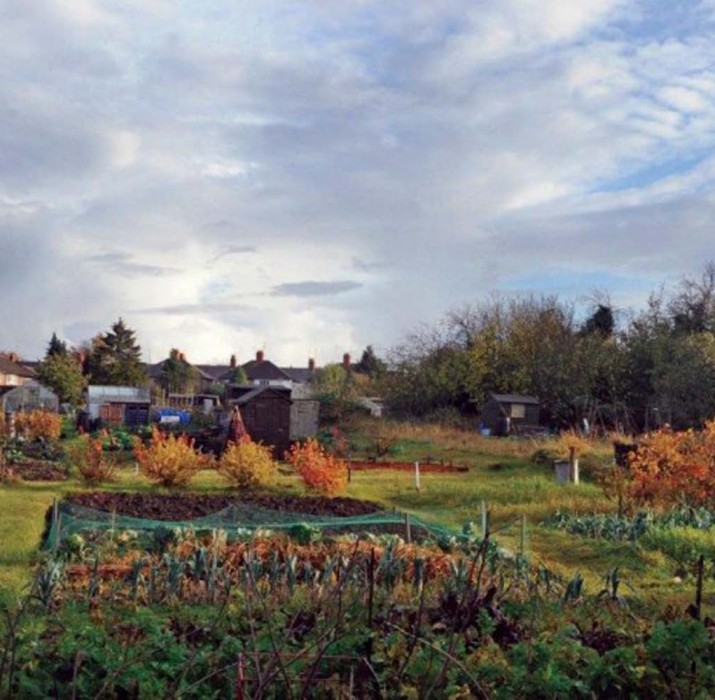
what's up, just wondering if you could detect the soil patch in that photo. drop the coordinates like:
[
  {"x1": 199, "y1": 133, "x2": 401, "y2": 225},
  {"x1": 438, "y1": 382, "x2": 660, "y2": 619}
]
[
  {"x1": 65, "y1": 492, "x2": 382, "y2": 520},
  {"x1": 349, "y1": 461, "x2": 468, "y2": 474},
  {"x1": 8, "y1": 461, "x2": 69, "y2": 481}
]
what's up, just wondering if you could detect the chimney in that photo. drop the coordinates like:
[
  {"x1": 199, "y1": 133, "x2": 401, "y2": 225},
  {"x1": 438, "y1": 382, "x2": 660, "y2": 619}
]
[
  {"x1": 256, "y1": 350, "x2": 264, "y2": 363},
  {"x1": 179, "y1": 352, "x2": 185, "y2": 362},
  {"x1": 343, "y1": 353, "x2": 351, "y2": 370},
  {"x1": 230, "y1": 354, "x2": 237, "y2": 368},
  {"x1": 8, "y1": 352, "x2": 19, "y2": 363},
  {"x1": 308, "y1": 358, "x2": 315, "y2": 372}
]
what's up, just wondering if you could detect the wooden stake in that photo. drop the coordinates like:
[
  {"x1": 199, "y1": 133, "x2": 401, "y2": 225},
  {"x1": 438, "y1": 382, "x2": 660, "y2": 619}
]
[
  {"x1": 414, "y1": 461, "x2": 421, "y2": 492},
  {"x1": 235, "y1": 652, "x2": 245, "y2": 700},
  {"x1": 696, "y1": 554, "x2": 705, "y2": 620},
  {"x1": 367, "y1": 548, "x2": 375, "y2": 628},
  {"x1": 481, "y1": 500, "x2": 488, "y2": 539},
  {"x1": 405, "y1": 513, "x2": 412, "y2": 543},
  {"x1": 52, "y1": 498, "x2": 59, "y2": 555}
]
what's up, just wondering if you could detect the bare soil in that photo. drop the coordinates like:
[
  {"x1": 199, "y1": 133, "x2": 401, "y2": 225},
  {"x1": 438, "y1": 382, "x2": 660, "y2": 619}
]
[
  {"x1": 349, "y1": 460, "x2": 468, "y2": 473},
  {"x1": 64, "y1": 492, "x2": 382, "y2": 520}
]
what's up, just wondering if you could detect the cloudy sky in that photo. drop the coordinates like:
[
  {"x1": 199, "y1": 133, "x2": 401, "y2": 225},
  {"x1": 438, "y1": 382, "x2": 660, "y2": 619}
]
[{"x1": 2, "y1": 1, "x2": 715, "y2": 366}]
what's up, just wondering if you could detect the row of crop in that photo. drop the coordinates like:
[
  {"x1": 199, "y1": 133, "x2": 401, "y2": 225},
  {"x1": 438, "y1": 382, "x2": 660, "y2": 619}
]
[
  {"x1": 542, "y1": 507, "x2": 715, "y2": 567},
  {"x1": 4, "y1": 531, "x2": 715, "y2": 697}
]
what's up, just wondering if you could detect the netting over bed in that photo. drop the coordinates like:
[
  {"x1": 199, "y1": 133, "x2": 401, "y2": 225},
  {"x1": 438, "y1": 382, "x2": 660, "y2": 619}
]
[{"x1": 44, "y1": 501, "x2": 466, "y2": 549}]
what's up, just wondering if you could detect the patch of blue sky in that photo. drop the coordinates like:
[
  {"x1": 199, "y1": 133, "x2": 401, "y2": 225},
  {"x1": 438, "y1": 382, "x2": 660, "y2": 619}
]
[
  {"x1": 618, "y1": 1, "x2": 715, "y2": 41},
  {"x1": 588, "y1": 153, "x2": 710, "y2": 194},
  {"x1": 498, "y1": 269, "x2": 654, "y2": 296}
]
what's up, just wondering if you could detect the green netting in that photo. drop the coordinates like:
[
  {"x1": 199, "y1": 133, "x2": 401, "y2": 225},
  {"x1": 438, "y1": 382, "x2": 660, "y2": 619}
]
[{"x1": 44, "y1": 501, "x2": 466, "y2": 550}]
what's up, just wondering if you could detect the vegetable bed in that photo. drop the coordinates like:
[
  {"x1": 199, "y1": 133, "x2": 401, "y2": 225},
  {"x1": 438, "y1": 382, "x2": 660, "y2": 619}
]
[{"x1": 64, "y1": 491, "x2": 382, "y2": 520}]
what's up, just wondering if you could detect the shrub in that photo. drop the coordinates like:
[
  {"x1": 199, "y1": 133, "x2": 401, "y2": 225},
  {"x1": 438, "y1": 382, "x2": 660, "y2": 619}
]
[
  {"x1": 65, "y1": 436, "x2": 117, "y2": 484},
  {"x1": 14, "y1": 410, "x2": 61, "y2": 441},
  {"x1": 218, "y1": 438, "x2": 277, "y2": 488},
  {"x1": 628, "y1": 422, "x2": 715, "y2": 509},
  {"x1": 134, "y1": 427, "x2": 210, "y2": 488},
  {"x1": 286, "y1": 438, "x2": 348, "y2": 496}
]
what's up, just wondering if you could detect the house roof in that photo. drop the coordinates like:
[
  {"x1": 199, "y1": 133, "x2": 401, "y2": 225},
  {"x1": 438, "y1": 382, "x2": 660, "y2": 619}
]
[
  {"x1": 242, "y1": 359, "x2": 293, "y2": 382},
  {"x1": 490, "y1": 393, "x2": 540, "y2": 405},
  {"x1": 194, "y1": 364, "x2": 233, "y2": 381},
  {"x1": 0, "y1": 356, "x2": 36, "y2": 379},
  {"x1": 281, "y1": 367, "x2": 314, "y2": 384},
  {"x1": 146, "y1": 359, "x2": 217, "y2": 382}
]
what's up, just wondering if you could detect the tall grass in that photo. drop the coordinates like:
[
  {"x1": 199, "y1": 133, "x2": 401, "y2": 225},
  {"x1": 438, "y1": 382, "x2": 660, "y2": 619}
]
[{"x1": 348, "y1": 417, "x2": 619, "y2": 463}]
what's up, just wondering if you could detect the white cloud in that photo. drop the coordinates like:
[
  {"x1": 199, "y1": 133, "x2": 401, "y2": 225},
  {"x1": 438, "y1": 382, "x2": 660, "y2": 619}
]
[{"x1": 3, "y1": 0, "x2": 715, "y2": 363}]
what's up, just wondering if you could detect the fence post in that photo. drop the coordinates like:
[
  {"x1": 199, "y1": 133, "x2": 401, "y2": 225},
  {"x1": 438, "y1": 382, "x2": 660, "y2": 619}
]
[
  {"x1": 414, "y1": 461, "x2": 421, "y2": 492},
  {"x1": 481, "y1": 499, "x2": 488, "y2": 539},
  {"x1": 405, "y1": 514, "x2": 412, "y2": 543}
]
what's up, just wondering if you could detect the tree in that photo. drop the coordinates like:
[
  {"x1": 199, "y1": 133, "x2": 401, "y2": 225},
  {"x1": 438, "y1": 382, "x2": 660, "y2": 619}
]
[
  {"x1": 313, "y1": 363, "x2": 365, "y2": 422},
  {"x1": 159, "y1": 349, "x2": 200, "y2": 394},
  {"x1": 669, "y1": 262, "x2": 715, "y2": 334},
  {"x1": 355, "y1": 345, "x2": 387, "y2": 379},
  {"x1": 86, "y1": 318, "x2": 146, "y2": 386},
  {"x1": 230, "y1": 366, "x2": 249, "y2": 385},
  {"x1": 47, "y1": 332, "x2": 68, "y2": 357},
  {"x1": 581, "y1": 304, "x2": 615, "y2": 338},
  {"x1": 36, "y1": 352, "x2": 86, "y2": 408}
]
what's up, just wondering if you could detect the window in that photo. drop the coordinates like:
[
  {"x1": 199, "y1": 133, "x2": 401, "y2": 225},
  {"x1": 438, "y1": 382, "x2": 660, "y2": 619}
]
[{"x1": 510, "y1": 403, "x2": 526, "y2": 419}]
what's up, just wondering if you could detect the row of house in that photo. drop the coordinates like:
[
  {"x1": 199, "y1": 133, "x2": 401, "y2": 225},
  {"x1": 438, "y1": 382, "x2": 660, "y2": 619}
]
[{"x1": 2, "y1": 350, "x2": 544, "y2": 448}]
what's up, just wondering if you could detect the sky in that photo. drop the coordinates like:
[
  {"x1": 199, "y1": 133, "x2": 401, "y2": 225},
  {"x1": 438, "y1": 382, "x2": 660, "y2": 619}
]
[{"x1": 2, "y1": 1, "x2": 715, "y2": 366}]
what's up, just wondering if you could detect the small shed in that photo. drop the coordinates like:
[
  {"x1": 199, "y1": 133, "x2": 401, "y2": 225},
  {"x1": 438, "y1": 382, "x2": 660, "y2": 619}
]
[
  {"x1": 480, "y1": 394, "x2": 541, "y2": 437},
  {"x1": 87, "y1": 385, "x2": 151, "y2": 429},
  {"x1": 289, "y1": 384, "x2": 320, "y2": 441},
  {"x1": 231, "y1": 386, "x2": 292, "y2": 456}
]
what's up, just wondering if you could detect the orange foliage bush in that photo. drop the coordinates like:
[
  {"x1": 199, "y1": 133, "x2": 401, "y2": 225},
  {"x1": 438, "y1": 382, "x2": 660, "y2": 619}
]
[
  {"x1": 15, "y1": 410, "x2": 61, "y2": 441},
  {"x1": 628, "y1": 422, "x2": 715, "y2": 508},
  {"x1": 134, "y1": 427, "x2": 210, "y2": 488},
  {"x1": 219, "y1": 437, "x2": 277, "y2": 488},
  {"x1": 286, "y1": 438, "x2": 348, "y2": 496},
  {"x1": 65, "y1": 436, "x2": 116, "y2": 484}
]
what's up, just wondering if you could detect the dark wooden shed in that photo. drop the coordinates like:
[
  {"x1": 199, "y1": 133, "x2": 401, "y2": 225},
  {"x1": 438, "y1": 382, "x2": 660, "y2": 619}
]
[
  {"x1": 230, "y1": 386, "x2": 292, "y2": 456},
  {"x1": 480, "y1": 394, "x2": 541, "y2": 436}
]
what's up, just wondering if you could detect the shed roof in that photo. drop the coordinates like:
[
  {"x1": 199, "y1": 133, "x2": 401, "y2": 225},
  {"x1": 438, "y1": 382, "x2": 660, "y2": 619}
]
[
  {"x1": 87, "y1": 385, "x2": 151, "y2": 403},
  {"x1": 490, "y1": 393, "x2": 540, "y2": 405},
  {"x1": 232, "y1": 386, "x2": 292, "y2": 405}
]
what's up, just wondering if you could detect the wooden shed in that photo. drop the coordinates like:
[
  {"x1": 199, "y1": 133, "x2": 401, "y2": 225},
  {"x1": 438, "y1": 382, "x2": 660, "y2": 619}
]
[
  {"x1": 480, "y1": 394, "x2": 541, "y2": 437},
  {"x1": 231, "y1": 386, "x2": 292, "y2": 457},
  {"x1": 87, "y1": 386, "x2": 151, "y2": 429}
]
